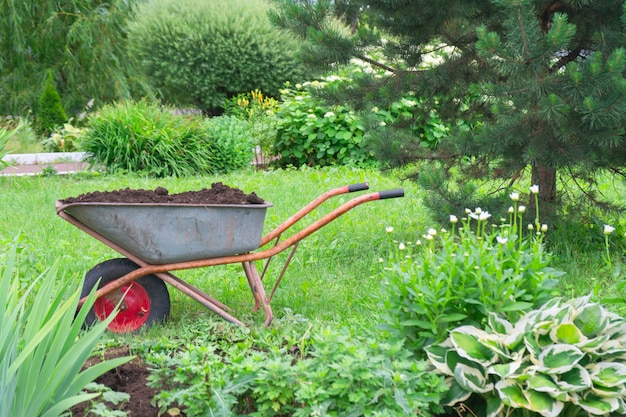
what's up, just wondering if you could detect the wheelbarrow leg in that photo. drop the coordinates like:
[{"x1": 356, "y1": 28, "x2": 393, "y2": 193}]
[{"x1": 242, "y1": 261, "x2": 273, "y2": 326}]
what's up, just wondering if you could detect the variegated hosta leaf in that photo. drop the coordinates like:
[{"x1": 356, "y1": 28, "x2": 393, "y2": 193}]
[
  {"x1": 537, "y1": 344, "x2": 584, "y2": 374},
  {"x1": 496, "y1": 379, "x2": 530, "y2": 408},
  {"x1": 554, "y1": 364, "x2": 591, "y2": 392},
  {"x1": 575, "y1": 333, "x2": 609, "y2": 354},
  {"x1": 450, "y1": 326, "x2": 498, "y2": 366},
  {"x1": 441, "y1": 377, "x2": 472, "y2": 407},
  {"x1": 424, "y1": 344, "x2": 454, "y2": 377},
  {"x1": 550, "y1": 322, "x2": 584, "y2": 344},
  {"x1": 588, "y1": 362, "x2": 626, "y2": 388},
  {"x1": 573, "y1": 303, "x2": 605, "y2": 338},
  {"x1": 590, "y1": 383, "x2": 623, "y2": 398},
  {"x1": 485, "y1": 395, "x2": 504, "y2": 417},
  {"x1": 575, "y1": 392, "x2": 620, "y2": 415},
  {"x1": 488, "y1": 360, "x2": 522, "y2": 379},
  {"x1": 527, "y1": 373, "x2": 564, "y2": 397},
  {"x1": 453, "y1": 360, "x2": 494, "y2": 394},
  {"x1": 479, "y1": 335, "x2": 516, "y2": 361},
  {"x1": 526, "y1": 389, "x2": 564, "y2": 417},
  {"x1": 487, "y1": 312, "x2": 513, "y2": 335}
]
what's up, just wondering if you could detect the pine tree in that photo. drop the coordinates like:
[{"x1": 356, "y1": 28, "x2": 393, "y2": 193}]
[
  {"x1": 270, "y1": 0, "x2": 626, "y2": 218},
  {"x1": 36, "y1": 71, "x2": 68, "y2": 136}
]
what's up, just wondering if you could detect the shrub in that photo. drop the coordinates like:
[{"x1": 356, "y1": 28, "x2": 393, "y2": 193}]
[
  {"x1": 426, "y1": 294, "x2": 626, "y2": 417},
  {"x1": 272, "y1": 81, "x2": 375, "y2": 167},
  {"x1": 381, "y1": 190, "x2": 563, "y2": 355},
  {"x1": 126, "y1": 0, "x2": 304, "y2": 115},
  {"x1": 36, "y1": 71, "x2": 68, "y2": 136},
  {"x1": 200, "y1": 116, "x2": 255, "y2": 173},
  {"x1": 41, "y1": 122, "x2": 87, "y2": 152},
  {"x1": 82, "y1": 100, "x2": 221, "y2": 177},
  {"x1": 147, "y1": 327, "x2": 447, "y2": 416},
  {"x1": 0, "y1": 242, "x2": 132, "y2": 417}
]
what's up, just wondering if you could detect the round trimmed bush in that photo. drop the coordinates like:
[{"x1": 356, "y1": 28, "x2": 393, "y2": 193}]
[{"x1": 126, "y1": 0, "x2": 305, "y2": 115}]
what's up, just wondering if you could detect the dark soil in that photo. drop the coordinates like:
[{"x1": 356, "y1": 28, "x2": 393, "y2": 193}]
[
  {"x1": 60, "y1": 182, "x2": 265, "y2": 205},
  {"x1": 71, "y1": 347, "x2": 169, "y2": 417}
]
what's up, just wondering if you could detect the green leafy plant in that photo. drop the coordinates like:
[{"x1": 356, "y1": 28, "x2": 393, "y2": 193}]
[
  {"x1": 41, "y1": 121, "x2": 88, "y2": 152},
  {"x1": 273, "y1": 81, "x2": 375, "y2": 167},
  {"x1": 82, "y1": 99, "x2": 218, "y2": 177},
  {"x1": 0, "y1": 242, "x2": 132, "y2": 417},
  {"x1": 147, "y1": 327, "x2": 447, "y2": 416},
  {"x1": 381, "y1": 189, "x2": 563, "y2": 354},
  {"x1": 199, "y1": 115, "x2": 255, "y2": 173},
  {"x1": 224, "y1": 89, "x2": 279, "y2": 167},
  {"x1": 36, "y1": 71, "x2": 68, "y2": 136},
  {"x1": 426, "y1": 294, "x2": 626, "y2": 417}
]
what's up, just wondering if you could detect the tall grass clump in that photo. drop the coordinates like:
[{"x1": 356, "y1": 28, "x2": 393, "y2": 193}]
[
  {"x1": 0, "y1": 242, "x2": 131, "y2": 417},
  {"x1": 83, "y1": 100, "x2": 220, "y2": 177},
  {"x1": 381, "y1": 187, "x2": 563, "y2": 355}
]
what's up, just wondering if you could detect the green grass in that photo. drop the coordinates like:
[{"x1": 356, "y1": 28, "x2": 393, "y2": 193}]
[
  {"x1": 1, "y1": 166, "x2": 624, "y2": 340},
  {"x1": 3, "y1": 121, "x2": 43, "y2": 154}
]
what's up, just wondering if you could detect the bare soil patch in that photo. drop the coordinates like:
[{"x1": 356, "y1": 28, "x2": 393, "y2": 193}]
[{"x1": 60, "y1": 182, "x2": 265, "y2": 205}]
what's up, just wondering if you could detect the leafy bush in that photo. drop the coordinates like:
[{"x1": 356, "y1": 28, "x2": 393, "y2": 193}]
[
  {"x1": 36, "y1": 71, "x2": 68, "y2": 136},
  {"x1": 381, "y1": 191, "x2": 563, "y2": 355},
  {"x1": 82, "y1": 100, "x2": 226, "y2": 177},
  {"x1": 147, "y1": 327, "x2": 447, "y2": 416},
  {"x1": 426, "y1": 294, "x2": 626, "y2": 417},
  {"x1": 200, "y1": 116, "x2": 255, "y2": 173},
  {"x1": 126, "y1": 0, "x2": 304, "y2": 115},
  {"x1": 0, "y1": 243, "x2": 132, "y2": 417},
  {"x1": 272, "y1": 81, "x2": 375, "y2": 167}
]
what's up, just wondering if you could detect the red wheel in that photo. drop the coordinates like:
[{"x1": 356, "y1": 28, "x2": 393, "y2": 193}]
[{"x1": 81, "y1": 258, "x2": 170, "y2": 333}]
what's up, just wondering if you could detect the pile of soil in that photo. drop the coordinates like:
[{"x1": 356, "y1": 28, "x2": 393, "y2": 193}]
[
  {"x1": 60, "y1": 182, "x2": 265, "y2": 205},
  {"x1": 71, "y1": 347, "x2": 167, "y2": 417}
]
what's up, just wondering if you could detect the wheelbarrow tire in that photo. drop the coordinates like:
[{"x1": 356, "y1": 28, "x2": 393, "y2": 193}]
[{"x1": 81, "y1": 258, "x2": 170, "y2": 334}]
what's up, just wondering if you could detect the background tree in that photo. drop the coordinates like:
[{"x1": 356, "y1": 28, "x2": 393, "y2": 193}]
[
  {"x1": 270, "y1": 0, "x2": 626, "y2": 220},
  {"x1": 36, "y1": 71, "x2": 68, "y2": 136},
  {"x1": 0, "y1": 0, "x2": 150, "y2": 117},
  {"x1": 126, "y1": 0, "x2": 307, "y2": 116}
]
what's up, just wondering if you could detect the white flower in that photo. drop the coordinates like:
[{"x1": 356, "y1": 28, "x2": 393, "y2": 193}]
[
  {"x1": 450, "y1": 215, "x2": 458, "y2": 224},
  {"x1": 379, "y1": 121, "x2": 387, "y2": 126},
  {"x1": 372, "y1": 106, "x2": 379, "y2": 112},
  {"x1": 508, "y1": 206, "x2": 514, "y2": 214},
  {"x1": 465, "y1": 208, "x2": 472, "y2": 214},
  {"x1": 509, "y1": 192, "x2": 519, "y2": 201},
  {"x1": 307, "y1": 114, "x2": 317, "y2": 119},
  {"x1": 530, "y1": 185, "x2": 539, "y2": 194},
  {"x1": 528, "y1": 224, "x2": 534, "y2": 230},
  {"x1": 416, "y1": 240, "x2": 422, "y2": 246},
  {"x1": 604, "y1": 224, "x2": 616, "y2": 235},
  {"x1": 378, "y1": 258, "x2": 384, "y2": 263},
  {"x1": 478, "y1": 211, "x2": 491, "y2": 221},
  {"x1": 475, "y1": 207, "x2": 483, "y2": 214},
  {"x1": 427, "y1": 228, "x2": 437, "y2": 236},
  {"x1": 496, "y1": 236, "x2": 508, "y2": 245},
  {"x1": 541, "y1": 224, "x2": 548, "y2": 232},
  {"x1": 518, "y1": 205, "x2": 526, "y2": 214},
  {"x1": 386, "y1": 226, "x2": 394, "y2": 233},
  {"x1": 324, "y1": 111, "x2": 335, "y2": 118},
  {"x1": 398, "y1": 242, "x2": 406, "y2": 250},
  {"x1": 423, "y1": 234, "x2": 434, "y2": 241}
]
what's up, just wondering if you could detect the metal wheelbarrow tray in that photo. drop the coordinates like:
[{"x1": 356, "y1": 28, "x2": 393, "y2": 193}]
[{"x1": 56, "y1": 183, "x2": 404, "y2": 333}]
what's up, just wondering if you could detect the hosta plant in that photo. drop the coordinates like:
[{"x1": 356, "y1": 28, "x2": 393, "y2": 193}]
[{"x1": 425, "y1": 294, "x2": 626, "y2": 417}]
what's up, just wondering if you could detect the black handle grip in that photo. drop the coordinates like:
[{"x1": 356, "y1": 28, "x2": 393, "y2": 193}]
[
  {"x1": 378, "y1": 188, "x2": 405, "y2": 200},
  {"x1": 348, "y1": 182, "x2": 369, "y2": 192}
]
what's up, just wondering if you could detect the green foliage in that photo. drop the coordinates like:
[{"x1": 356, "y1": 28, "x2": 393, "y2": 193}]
[
  {"x1": 224, "y1": 89, "x2": 280, "y2": 167},
  {"x1": 0, "y1": 121, "x2": 26, "y2": 168},
  {"x1": 36, "y1": 71, "x2": 68, "y2": 136},
  {"x1": 0, "y1": 0, "x2": 150, "y2": 117},
  {"x1": 426, "y1": 294, "x2": 626, "y2": 417},
  {"x1": 272, "y1": 81, "x2": 375, "y2": 167},
  {"x1": 200, "y1": 116, "x2": 255, "y2": 174},
  {"x1": 381, "y1": 196, "x2": 563, "y2": 355},
  {"x1": 126, "y1": 0, "x2": 305, "y2": 115},
  {"x1": 147, "y1": 327, "x2": 447, "y2": 416},
  {"x1": 82, "y1": 100, "x2": 224, "y2": 177},
  {"x1": 0, "y1": 242, "x2": 132, "y2": 417},
  {"x1": 41, "y1": 122, "x2": 87, "y2": 152}
]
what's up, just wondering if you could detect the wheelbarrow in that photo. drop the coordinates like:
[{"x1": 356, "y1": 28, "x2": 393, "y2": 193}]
[{"x1": 56, "y1": 183, "x2": 404, "y2": 333}]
